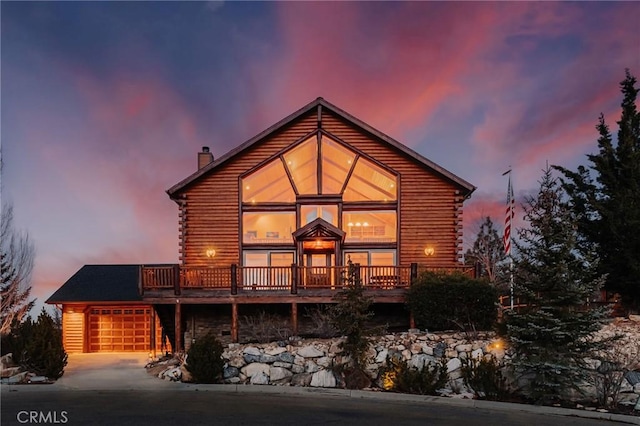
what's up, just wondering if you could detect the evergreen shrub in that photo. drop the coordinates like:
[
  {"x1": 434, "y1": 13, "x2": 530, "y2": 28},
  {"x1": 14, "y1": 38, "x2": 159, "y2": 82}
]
[
  {"x1": 7, "y1": 309, "x2": 67, "y2": 379},
  {"x1": 185, "y1": 333, "x2": 224, "y2": 383},
  {"x1": 406, "y1": 272, "x2": 498, "y2": 331},
  {"x1": 461, "y1": 355, "x2": 510, "y2": 400},
  {"x1": 381, "y1": 356, "x2": 448, "y2": 395}
]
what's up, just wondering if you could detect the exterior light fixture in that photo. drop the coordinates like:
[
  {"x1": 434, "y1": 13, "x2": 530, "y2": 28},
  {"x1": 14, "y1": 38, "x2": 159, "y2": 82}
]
[
  {"x1": 424, "y1": 247, "x2": 435, "y2": 256},
  {"x1": 206, "y1": 249, "x2": 216, "y2": 258}
]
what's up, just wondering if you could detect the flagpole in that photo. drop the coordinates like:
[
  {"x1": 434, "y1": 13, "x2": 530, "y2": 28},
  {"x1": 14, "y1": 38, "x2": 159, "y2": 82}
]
[{"x1": 502, "y1": 168, "x2": 514, "y2": 310}]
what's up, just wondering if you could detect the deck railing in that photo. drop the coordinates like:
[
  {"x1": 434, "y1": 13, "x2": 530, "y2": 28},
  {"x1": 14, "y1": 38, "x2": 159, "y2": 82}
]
[{"x1": 141, "y1": 264, "x2": 474, "y2": 295}]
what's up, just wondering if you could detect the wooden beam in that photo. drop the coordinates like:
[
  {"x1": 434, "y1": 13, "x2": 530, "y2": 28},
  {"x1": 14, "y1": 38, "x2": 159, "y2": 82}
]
[
  {"x1": 231, "y1": 303, "x2": 238, "y2": 343},
  {"x1": 291, "y1": 302, "x2": 298, "y2": 336},
  {"x1": 174, "y1": 302, "x2": 182, "y2": 353}
]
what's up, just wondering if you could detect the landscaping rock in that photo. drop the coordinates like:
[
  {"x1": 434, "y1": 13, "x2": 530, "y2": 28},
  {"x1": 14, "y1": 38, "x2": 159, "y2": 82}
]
[
  {"x1": 276, "y1": 352, "x2": 295, "y2": 364},
  {"x1": 250, "y1": 372, "x2": 269, "y2": 385},
  {"x1": 258, "y1": 354, "x2": 277, "y2": 364},
  {"x1": 265, "y1": 347, "x2": 287, "y2": 356},
  {"x1": 269, "y1": 366, "x2": 293, "y2": 382},
  {"x1": 243, "y1": 346, "x2": 261, "y2": 356},
  {"x1": 291, "y1": 372, "x2": 312, "y2": 387},
  {"x1": 0, "y1": 353, "x2": 14, "y2": 370},
  {"x1": 7, "y1": 371, "x2": 29, "y2": 385},
  {"x1": 1, "y1": 367, "x2": 22, "y2": 378},
  {"x1": 298, "y1": 345, "x2": 324, "y2": 358},
  {"x1": 446, "y1": 357, "x2": 461, "y2": 373},
  {"x1": 240, "y1": 363, "x2": 270, "y2": 378},
  {"x1": 310, "y1": 369, "x2": 336, "y2": 388},
  {"x1": 224, "y1": 366, "x2": 239, "y2": 379}
]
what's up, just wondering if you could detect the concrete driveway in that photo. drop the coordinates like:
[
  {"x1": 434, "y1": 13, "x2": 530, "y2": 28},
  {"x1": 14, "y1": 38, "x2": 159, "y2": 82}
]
[{"x1": 52, "y1": 353, "x2": 175, "y2": 390}]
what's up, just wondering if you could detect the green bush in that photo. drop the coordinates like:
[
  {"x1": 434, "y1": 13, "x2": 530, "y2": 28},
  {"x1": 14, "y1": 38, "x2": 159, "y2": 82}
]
[
  {"x1": 381, "y1": 356, "x2": 448, "y2": 395},
  {"x1": 406, "y1": 272, "x2": 498, "y2": 331},
  {"x1": 186, "y1": 333, "x2": 224, "y2": 383},
  {"x1": 461, "y1": 355, "x2": 510, "y2": 400},
  {"x1": 7, "y1": 309, "x2": 68, "y2": 379}
]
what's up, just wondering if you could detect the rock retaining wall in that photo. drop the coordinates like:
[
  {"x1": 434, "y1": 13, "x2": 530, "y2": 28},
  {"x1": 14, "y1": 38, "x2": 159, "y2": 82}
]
[{"x1": 151, "y1": 318, "x2": 640, "y2": 405}]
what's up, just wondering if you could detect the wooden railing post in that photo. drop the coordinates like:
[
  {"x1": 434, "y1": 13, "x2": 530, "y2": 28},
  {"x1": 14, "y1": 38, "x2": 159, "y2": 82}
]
[
  {"x1": 139, "y1": 265, "x2": 144, "y2": 296},
  {"x1": 173, "y1": 265, "x2": 181, "y2": 296},
  {"x1": 174, "y1": 301, "x2": 182, "y2": 353},
  {"x1": 230, "y1": 264, "x2": 238, "y2": 295},
  {"x1": 410, "y1": 263, "x2": 418, "y2": 284},
  {"x1": 291, "y1": 264, "x2": 298, "y2": 294},
  {"x1": 354, "y1": 263, "x2": 361, "y2": 286}
]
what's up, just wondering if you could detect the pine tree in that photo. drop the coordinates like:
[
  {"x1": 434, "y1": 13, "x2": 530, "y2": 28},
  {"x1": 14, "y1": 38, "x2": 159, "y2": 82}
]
[
  {"x1": 1, "y1": 204, "x2": 35, "y2": 336},
  {"x1": 331, "y1": 259, "x2": 375, "y2": 369},
  {"x1": 464, "y1": 216, "x2": 506, "y2": 286},
  {"x1": 505, "y1": 166, "x2": 609, "y2": 404},
  {"x1": 9, "y1": 309, "x2": 68, "y2": 379},
  {"x1": 555, "y1": 69, "x2": 640, "y2": 312}
]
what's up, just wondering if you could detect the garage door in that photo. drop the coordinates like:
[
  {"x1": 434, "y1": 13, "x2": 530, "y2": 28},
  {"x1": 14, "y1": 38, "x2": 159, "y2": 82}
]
[{"x1": 88, "y1": 307, "x2": 152, "y2": 352}]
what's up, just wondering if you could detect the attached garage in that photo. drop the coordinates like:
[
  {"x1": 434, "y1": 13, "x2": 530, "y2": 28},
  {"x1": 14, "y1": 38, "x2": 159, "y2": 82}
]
[
  {"x1": 88, "y1": 306, "x2": 153, "y2": 352},
  {"x1": 48, "y1": 265, "x2": 167, "y2": 354}
]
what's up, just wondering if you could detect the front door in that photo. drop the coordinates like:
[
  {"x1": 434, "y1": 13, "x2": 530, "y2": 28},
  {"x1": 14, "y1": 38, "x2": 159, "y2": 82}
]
[
  {"x1": 292, "y1": 218, "x2": 346, "y2": 288},
  {"x1": 304, "y1": 252, "x2": 335, "y2": 287}
]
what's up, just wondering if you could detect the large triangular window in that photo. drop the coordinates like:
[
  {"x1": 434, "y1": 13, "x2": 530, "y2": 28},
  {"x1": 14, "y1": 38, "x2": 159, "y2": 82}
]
[
  {"x1": 343, "y1": 157, "x2": 397, "y2": 202},
  {"x1": 283, "y1": 136, "x2": 317, "y2": 195},
  {"x1": 241, "y1": 132, "x2": 397, "y2": 202}
]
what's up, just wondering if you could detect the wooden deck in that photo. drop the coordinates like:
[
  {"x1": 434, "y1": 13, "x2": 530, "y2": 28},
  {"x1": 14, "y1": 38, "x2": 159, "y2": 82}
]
[{"x1": 139, "y1": 264, "x2": 474, "y2": 303}]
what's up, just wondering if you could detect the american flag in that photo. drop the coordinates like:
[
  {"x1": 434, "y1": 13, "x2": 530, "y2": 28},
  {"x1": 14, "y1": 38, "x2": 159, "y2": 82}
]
[{"x1": 503, "y1": 172, "x2": 515, "y2": 256}]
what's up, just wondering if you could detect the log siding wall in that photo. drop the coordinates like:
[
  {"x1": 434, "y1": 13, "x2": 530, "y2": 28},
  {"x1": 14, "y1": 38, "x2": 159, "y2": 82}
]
[{"x1": 177, "y1": 108, "x2": 465, "y2": 269}]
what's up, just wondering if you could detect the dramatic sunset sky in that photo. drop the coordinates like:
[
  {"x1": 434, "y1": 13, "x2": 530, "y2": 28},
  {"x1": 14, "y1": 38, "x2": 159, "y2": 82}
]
[{"x1": 1, "y1": 1, "x2": 639, "y2": 310}]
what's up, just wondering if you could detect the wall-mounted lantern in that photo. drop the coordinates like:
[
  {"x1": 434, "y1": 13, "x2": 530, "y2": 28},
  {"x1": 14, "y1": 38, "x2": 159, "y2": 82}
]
[
  {"x1": 205, "y1": 248, "x2": 216, "y2": 258},
  {"x1": 424, "y1": 246, "x2": 435, "y2": 257}
]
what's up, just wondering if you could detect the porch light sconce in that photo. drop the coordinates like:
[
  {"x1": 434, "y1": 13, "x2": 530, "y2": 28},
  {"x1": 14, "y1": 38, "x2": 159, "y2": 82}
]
[
  {"x1": 205, "y1": 248, "x2": 216, "y2": 258},
  {"x1": 424, "y1": 246, "x2": 435, "y2": 257}
]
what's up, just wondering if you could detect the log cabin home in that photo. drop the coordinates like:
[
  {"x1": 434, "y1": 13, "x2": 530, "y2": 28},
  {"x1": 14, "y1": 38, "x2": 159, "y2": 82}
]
[{"x1": 47, "y1": 97, "x2": 476, "y2": 354}]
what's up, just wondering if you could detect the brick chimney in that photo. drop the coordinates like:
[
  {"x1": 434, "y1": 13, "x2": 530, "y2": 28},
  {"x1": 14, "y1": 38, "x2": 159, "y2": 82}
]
[{"x1": 198, "y1": 146, "x2": 214, "y2": 170}]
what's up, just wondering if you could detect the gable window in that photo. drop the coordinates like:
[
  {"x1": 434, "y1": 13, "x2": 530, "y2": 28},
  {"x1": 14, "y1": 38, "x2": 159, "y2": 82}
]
[
  {"x1": 344, "y1": 157, "x2": 396, "y2": 202},
  {"x1": 242, "y1": 160, "x2": 295, "y2": 203},
  {"x1": 300, "y1": 205, "x2": 338, "y2": 227},
  {"x1": 283, "y1": 136, "x2": 318, "y2": 195},
  {"x1": 321, "y1": 135, "x2": 356, "y2": 194}
]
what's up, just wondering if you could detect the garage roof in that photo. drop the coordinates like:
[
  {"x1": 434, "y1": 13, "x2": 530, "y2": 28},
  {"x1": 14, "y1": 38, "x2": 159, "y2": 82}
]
[{"x1": 46, "y1": 264, "x2": 154, "y2": 304}]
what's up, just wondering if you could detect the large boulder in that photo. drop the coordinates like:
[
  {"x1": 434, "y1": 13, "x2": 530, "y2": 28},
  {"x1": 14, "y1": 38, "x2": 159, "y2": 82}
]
[
  {"x1": 298, "y1": 345, "x2": 324, "y2": 358},
  {"x1": 269, "y1": 366, "x2": 293, "y2": 382},
  {"x1": 291, "y1": 372, "x2": 313, "y2": 387},
  {"x1": 310, "y1": 370, "x2": 336, "y2": 388},
  {"x1": 276, "y1": 352, "x2": 295, "y2": 364},
  {"x1": 250, "y1": 372, "x2": 269, "y2": 385},
  {"x1": 240, "y1": 362, "x2": 270, "y2": 378}
]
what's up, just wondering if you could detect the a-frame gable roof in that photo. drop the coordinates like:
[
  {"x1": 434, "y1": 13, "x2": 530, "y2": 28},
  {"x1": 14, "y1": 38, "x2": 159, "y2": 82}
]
[
  {"x1": 292, "y1": 218, "x2": 346, "y2": 242},
  {"x1": 167, "y1": 97, "x2": 475, "y2": 198}
]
